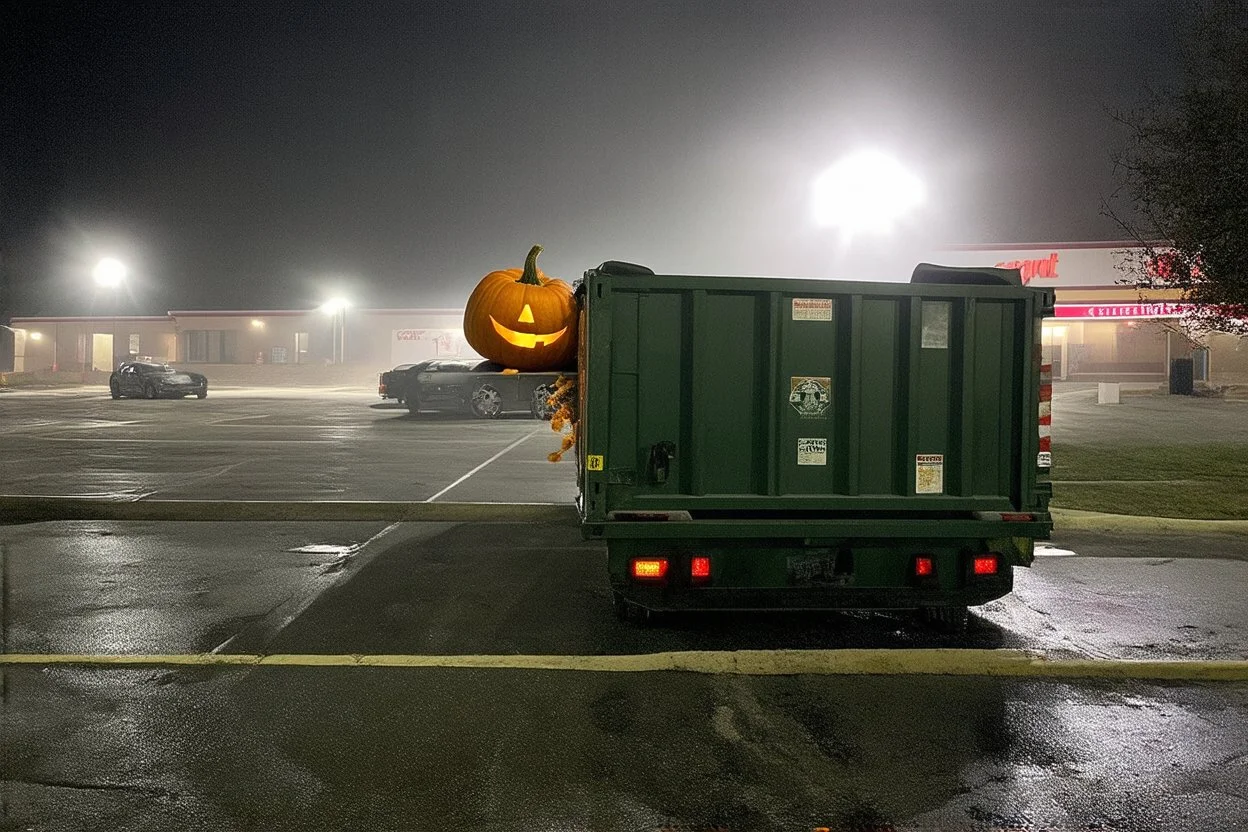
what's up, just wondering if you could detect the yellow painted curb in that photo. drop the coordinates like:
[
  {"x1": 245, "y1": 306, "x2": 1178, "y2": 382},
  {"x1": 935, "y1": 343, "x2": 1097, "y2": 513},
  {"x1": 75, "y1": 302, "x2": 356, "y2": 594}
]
[
  {"x1": 3, "y1": 650, "x2": 1246, "y2": 681},
  {"x1": 1051, "y1": 508, "x2": 1248, "y2": 535}
]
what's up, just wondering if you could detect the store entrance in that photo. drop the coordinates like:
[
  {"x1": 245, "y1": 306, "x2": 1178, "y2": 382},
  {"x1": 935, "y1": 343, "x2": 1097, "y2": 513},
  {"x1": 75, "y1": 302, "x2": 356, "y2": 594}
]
[
  {"x1": 1042, "y1": 324, "x2": 1068, "y2": 380},
  {"x1": 91, "y1": 333, "x2": 114, "y2": 371}
]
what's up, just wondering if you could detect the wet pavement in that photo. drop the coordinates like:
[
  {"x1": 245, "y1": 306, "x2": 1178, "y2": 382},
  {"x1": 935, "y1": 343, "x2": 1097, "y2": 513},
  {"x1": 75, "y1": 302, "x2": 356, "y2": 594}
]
[
  {"x1": 5, "y1": 665, "x2": 1246, "y2": 831},
  {"x1": 2, "y1": 387, "x2": 1247, "y2": 830},
  {"x1": 0, "y1": 387, "x2": 574, "y2": 503},
  {"x1": 1051, "y1": 383, "x2": 1248, "y2": 445},
  {"x1": 3, "y1": 519, "x2": 1248, "y2": 830}
]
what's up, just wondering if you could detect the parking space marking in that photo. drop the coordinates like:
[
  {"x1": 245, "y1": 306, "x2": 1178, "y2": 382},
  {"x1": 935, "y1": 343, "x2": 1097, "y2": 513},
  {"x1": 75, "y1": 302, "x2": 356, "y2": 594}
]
[
  {"x1": 424, "y1": 428, "x2": 545, "y2": 502},
  {"x1": 2, "y1": 650, "x2": 1246, "y2": 681}
]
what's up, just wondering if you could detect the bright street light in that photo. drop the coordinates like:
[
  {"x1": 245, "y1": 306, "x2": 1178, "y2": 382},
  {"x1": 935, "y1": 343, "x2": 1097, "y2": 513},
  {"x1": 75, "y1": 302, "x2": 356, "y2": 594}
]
[
  {"x1": 93, "y1": 257, "x2": 128, "y2": 288},
  {"x1": 811, "y1": 150, "x2": 925, "y2": 236},
  {"x1": 320, "y1": 297, "x2": 350, "y2": 315}
]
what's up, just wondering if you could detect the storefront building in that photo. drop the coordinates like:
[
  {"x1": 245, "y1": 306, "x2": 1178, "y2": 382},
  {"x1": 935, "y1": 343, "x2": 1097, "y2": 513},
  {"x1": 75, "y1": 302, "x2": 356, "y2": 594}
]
[
  {"x1": 6, "y1": 308, "x2": 475, "y2": 374},
  {"x1": 935, "y1": 242, "x2": 1248, "y2": 384}
]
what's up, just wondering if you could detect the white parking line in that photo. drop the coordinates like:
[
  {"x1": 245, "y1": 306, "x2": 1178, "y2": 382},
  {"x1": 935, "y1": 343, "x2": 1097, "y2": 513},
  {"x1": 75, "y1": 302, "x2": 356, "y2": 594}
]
[{"x1": 424, "y1": 429, "x2": 545, "y2": 502}]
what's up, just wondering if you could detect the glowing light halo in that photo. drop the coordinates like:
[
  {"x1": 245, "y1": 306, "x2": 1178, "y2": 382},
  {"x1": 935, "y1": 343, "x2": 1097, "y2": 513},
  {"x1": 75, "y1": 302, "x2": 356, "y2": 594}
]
[{"x1": 811, "y1": 150, "x2": 925, "y2": 236}]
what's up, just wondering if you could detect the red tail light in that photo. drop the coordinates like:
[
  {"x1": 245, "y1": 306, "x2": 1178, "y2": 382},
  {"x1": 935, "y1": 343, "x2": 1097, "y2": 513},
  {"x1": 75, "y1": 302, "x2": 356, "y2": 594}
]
[
  {"x1": 690, "y1": 556, "x2": 711, "y2": 580},
  {"x1": 972, "y1": 554, "x2": 999, "y2": 575},
  {"x1": 630, "y1": 558, "x2": 668, "y2": 580},
  {"x1": 914, "y1": 556, "x2": 934, "y2": 577}
]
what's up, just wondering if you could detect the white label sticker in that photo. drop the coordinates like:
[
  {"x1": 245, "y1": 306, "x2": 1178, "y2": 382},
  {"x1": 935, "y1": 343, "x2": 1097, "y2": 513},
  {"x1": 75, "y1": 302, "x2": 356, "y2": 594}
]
[
  {"x1": 792, "y1": 298, "x2": 833, "y2": 321},
  {"x1": 798, "y1": 438, "x2": 828, "y2": 466},
  {"x1": 1037, "y1": 451, "x2": 1052, "y2": 469},
  {"x1": 916, "y1": 454, "x2": 944, "y2": 494},
  {"x1": 921, "y1": 301, "x2": 950, "y2": 349}
]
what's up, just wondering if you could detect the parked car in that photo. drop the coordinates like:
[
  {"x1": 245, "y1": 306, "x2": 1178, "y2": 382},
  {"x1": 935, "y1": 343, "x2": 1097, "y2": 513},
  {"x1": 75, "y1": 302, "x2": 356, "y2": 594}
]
[
  {"x1": 109, "y1": 362, "x2": 208, "y2": 399},
  {"x1": 384, "y1": 359, "x2": 562, "y2": 418},
  {"x1": 377, "y1": 363, "x2": 417, "y2": 403}
]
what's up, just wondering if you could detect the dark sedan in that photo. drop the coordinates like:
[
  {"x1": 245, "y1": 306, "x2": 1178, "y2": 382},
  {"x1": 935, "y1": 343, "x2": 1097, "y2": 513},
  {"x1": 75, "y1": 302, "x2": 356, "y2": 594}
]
[
  {"x1": 392, "y1": 359, "x2": 562, "y2": 419},
  {"x1": 109, "y1": 361, "x2": 208, "y2": 400}
]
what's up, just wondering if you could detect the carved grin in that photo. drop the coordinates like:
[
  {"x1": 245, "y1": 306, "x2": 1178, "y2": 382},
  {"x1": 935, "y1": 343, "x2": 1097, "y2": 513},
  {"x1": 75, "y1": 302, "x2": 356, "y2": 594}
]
[{"x1": 489, "y1": 316, "x2": 569, "y2": 349}]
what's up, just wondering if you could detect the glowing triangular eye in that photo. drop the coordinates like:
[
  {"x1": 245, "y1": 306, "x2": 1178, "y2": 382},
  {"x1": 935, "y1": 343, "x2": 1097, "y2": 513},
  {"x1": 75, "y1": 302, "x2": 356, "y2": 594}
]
[{"x1": 518, "y1": 304, "x2": 535, "y2": 323}]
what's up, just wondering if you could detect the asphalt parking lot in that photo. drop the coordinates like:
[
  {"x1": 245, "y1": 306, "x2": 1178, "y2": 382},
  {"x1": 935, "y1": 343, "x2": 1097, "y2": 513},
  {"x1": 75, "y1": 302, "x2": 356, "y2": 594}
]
[
  {"x1": 2, "y1": 385, "x2": 1247, "y2": 831},
  {"x1": 0, "y1": 386, "x2": 576, "y2": 503}
]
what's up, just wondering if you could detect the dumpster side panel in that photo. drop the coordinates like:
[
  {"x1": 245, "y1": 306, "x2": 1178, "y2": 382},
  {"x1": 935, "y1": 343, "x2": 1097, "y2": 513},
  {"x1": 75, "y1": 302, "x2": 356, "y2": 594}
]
[{"x1": 584, "y1": 274, "x2": 1044, "y2": 518}]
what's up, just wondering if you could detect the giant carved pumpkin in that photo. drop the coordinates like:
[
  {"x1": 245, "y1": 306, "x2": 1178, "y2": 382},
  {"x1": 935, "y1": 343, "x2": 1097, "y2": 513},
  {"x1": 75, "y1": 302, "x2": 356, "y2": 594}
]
[{"x1": 463, "y1": 245, "x2": 577, "y2": 370}]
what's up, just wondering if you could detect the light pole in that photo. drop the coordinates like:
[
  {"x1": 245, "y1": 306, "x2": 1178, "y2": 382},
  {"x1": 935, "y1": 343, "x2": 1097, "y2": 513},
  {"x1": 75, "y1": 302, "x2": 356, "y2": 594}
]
[
  {"x1": 320, "y1": 298, "x2": 350, "y2": 364},
  {"x1": 93, "y1": 257, "x2": 128, "y2": 370}
]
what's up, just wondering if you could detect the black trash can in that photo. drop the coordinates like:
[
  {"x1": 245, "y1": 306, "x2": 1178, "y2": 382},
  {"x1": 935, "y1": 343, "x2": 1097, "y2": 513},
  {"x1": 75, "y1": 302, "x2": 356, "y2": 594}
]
[{"x1": 1170, "y1": 357, "x2": 1194, "y2": 395}]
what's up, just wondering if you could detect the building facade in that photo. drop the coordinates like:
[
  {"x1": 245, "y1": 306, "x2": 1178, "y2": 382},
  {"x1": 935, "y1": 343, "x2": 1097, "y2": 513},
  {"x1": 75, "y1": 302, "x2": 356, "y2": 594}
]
[
  {"x1": 935, "y1": 242, "x2": 1248, "y2": 383},
  {"x1": 7, "y1": 245, "x2": 1246, "y2": 384},
  {"x1": 7, "y1": 308, "x2": 475, "y2": 374}
]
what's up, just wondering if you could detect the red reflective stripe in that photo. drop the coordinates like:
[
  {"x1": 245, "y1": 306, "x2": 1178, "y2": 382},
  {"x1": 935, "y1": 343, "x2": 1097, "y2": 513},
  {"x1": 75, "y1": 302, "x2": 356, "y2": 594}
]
[
  {"x1": 1039, "y1": 414, "x2": 1052, "y2": 426},
  {"x1": 1039, "y1": 436, "x2": 1051, "y2": 452}
]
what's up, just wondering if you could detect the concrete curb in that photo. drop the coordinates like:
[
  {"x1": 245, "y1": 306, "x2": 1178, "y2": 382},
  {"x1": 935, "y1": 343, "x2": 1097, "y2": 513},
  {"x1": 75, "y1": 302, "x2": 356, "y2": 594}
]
[
  {"x1": 2, "y1": 497, "x2": 1239, "y2": 534},
  {"x1": 1051, "y1": 507, "x2": 1248, "y2": 535},
  {"x1": 2, "y1": 649, "x2": 1246, "y2": 681},
  {"x1": 0, "y1": 496, "x2": 579, "y2": 525}
]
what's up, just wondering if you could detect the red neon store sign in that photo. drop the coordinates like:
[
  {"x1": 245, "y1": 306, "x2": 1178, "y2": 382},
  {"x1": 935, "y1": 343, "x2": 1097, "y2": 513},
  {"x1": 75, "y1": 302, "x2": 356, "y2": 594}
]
[{"x1": 1054, "y1": 303, "x2": 1188, "y2": 320}]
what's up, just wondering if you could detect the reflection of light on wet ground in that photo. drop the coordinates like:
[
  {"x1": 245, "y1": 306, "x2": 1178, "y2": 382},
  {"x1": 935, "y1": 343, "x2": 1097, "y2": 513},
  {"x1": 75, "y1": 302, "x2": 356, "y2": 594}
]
[
  {"x1": 286, "y1": 544, "x2": 360, "y2": 556},
  {"x1": 1035, "y1": 545, "x2": 1079, "y2": 557},
  {"x1": 915, "y1": 682, "x2": 1248, "y2": 830}
]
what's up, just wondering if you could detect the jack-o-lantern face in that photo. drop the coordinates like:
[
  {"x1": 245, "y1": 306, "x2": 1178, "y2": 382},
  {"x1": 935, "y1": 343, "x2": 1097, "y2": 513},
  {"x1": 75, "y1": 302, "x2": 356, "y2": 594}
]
[{"x1": 463, "y1": 245, "x2": 578, "y2": 370}]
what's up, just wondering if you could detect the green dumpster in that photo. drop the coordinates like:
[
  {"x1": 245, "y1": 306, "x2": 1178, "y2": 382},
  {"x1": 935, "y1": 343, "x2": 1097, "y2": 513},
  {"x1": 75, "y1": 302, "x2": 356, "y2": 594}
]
[{"x1": 577, "y1": 261, "x2": 1055, "y2": 625}]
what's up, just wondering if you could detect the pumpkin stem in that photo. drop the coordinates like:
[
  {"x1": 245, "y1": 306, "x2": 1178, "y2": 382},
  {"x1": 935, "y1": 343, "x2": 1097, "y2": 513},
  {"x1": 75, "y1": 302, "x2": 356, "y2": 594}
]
[{"x1": 517, "y1": 245, "x2": 544, "y2": 285}]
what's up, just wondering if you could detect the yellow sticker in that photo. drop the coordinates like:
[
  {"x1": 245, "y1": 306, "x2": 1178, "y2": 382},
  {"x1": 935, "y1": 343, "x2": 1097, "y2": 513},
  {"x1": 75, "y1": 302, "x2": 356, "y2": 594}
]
[{"x1": 586, "y1": 454, "x2": 604, "y2": 471}]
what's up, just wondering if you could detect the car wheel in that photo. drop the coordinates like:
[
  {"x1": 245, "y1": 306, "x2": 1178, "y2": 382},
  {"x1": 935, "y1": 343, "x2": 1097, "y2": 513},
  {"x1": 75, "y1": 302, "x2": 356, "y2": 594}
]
[
  {"x1": 196, "y1": 391, "x2": 207, "y2": 399},
  {"x1": 144, "y1": 382, "x2": 157, "y2": 400},
  {"x1": 109, "y1": 380, "x2": 121, "y2": 400},
  {"x1": 470, "y1": 384, "x2": 503, "y2": 419},
  {"x1": 405, "y1": 395, "x2": 423, "y2": 415},
  {"x1": 530, "y1": 384, "x2": 556, "y2": 420}
]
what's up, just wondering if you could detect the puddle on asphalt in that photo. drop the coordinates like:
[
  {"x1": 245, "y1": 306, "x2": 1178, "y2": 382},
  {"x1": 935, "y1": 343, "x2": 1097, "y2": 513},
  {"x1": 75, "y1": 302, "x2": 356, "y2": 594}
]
[{"x1": 287, "y1": 544, "x2": 361, "y2": 556}]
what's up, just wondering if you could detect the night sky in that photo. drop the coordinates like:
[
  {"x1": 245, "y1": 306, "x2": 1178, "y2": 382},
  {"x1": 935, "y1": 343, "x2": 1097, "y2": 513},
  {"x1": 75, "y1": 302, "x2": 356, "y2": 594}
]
[{"x1": 2, "y1": 1, "x2": 1180, "y2": 317}]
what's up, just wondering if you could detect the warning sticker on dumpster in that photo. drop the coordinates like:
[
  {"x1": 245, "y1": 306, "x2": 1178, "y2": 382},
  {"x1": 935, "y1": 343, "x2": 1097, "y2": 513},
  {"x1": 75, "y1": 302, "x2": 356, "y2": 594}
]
[
  {"x1": 798, "y1": 438, "x2": 828, "y2": 466},
  {"x1": 792, "y1": 298, "x2": 833, "y2": 321},
  {"x1": 586, "y1": 454, "x2": 604, "y2": 471},
  {"x1": 789, "y1": 376, "x2": 831, "y2": 417},
  {"x1": 915, "y1": 454, "x2": 944, "y2": 494}
]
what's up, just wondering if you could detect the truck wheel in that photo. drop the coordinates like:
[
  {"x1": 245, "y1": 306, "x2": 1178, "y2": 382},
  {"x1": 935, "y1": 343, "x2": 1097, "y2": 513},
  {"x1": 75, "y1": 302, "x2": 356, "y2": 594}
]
[
  {"x1": 530, "y1": 384, "x2": 556, "y2": 420},
  {"x1": 405, "y1": 395, "x2": 422, "y2": 416},
  {"x1": 109, "y1": 380, "x2": 121, "y2": 399},
  {"x1": 470, "y1": 384, "x2": 502, "y2": 419},
  {"x1": 920, "y1": 605, "x2": 969, "y2": 634},
  {"x1": 144, "y1": 382, "x2": 157, "y2": 400}
]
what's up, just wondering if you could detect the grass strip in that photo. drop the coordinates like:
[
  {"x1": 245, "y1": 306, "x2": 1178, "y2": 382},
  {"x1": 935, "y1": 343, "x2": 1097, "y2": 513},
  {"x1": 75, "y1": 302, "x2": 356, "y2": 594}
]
[{"x1": 1050, "y1": 442, "x2": 1248, "y2": 520}]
